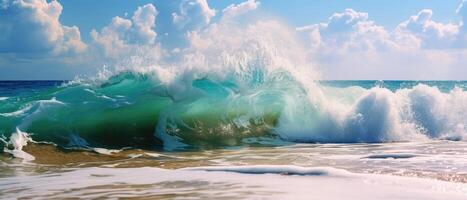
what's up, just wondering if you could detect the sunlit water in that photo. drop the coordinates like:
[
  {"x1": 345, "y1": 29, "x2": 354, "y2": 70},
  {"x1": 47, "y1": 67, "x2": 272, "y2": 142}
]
[{"x1": 1, "y1": 141, "x2": 467, "y2": 199}]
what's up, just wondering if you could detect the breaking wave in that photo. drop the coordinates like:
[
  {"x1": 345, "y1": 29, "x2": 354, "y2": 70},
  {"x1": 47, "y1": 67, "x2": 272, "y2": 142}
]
[
  {"x1": 0, "y1": 20, "x2": 466, "y2": 154},
  {"x1": 0, "y1": 71, "x2": 465, "y2": 153}
]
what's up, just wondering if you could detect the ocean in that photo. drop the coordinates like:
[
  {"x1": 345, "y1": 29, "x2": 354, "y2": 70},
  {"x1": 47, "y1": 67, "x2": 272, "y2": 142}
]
[{"x1": 1, "y1": 75, "x2": 466, "y2": 199}]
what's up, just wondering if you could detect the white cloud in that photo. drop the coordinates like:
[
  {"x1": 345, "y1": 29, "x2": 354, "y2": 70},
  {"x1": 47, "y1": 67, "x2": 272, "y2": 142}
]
[
  {"x1": 90, "y1": 16, "x2": 132, "y2": 57},
  {"x1": 298, "y1": 9, "x2": 398, "y2": 53},
  {"x1": 91, "y1": 4, "x2": 159, "y2": 58},
  {"x1": 396, "y1": 9, "x2": 459, "y2": 49},
  {"x1": 299, "y1": 5, "x2": 466, "y2": 52},
  {"x1": 132, "y1": 4, "x2": 158, "y2": 44},
  {"x1": 297, "y1": 5, "x2": 467, "y2": 80},
  {"x1": 0, "y1": 0, "x2": 86, "y2": 54},
  {"x1": 172, "y1": 0, "x2": 215, "y2": 30},
  {"x1": 323, "y1": 8, "x2": 369, "y2": 33},
  {"x1": 222, "y1": 0, "x2": 260, "y2": 19},
  {"x1": 166, "y1": 0, "x2": 259, "y2": 51}
]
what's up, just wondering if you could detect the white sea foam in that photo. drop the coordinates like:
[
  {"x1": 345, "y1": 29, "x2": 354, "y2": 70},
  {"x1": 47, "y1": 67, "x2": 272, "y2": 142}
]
[
  {"x1": 2, "y1": 128, "x2": 35, "y2": 161},
  {"x1": 92, "y1": 148, "x2": 122, "y2": 155},
  {"x1": 185, "y1": 165, "x2": 350, "y2": 176},
  {"x1": 0, "y1": 104, "x2": 33, "y2": 117},
  {"x1": 0, "y1": 98, "x2": 67, "y2": 160},
  {"x1": 277, "y1": 84, "x2": 467, "y2": 143},
  {"x1": 1, "y1": 165, "x2": 466, "y2": 199},
  {"x1": 363, "y1": 153, "x2": 420, "y2": 159},
  {"x1": 0, "y1": 97, "x2": 65, "y2": 118}
]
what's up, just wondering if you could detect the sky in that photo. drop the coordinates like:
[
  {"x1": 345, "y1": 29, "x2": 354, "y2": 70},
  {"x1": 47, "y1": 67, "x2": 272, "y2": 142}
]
[{"x1": 0, "y1": 0, "x2": 466, "y2": 80}]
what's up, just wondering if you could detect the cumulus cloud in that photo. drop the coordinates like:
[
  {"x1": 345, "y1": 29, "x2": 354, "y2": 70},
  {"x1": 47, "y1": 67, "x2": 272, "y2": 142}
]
[
  {"x1": 162, "y1": 0, "x2": 260, "y2": 53},
  {"x1": 0, "y1": 0, "x2": 86, "y2": 54},
  {"x1": 297, "y1": 4, "x2": 467, "y2": 79},
  {"x1": 222, "y1": 0, "x2": 260, "y2": 20},
  {"x1": 172, "y1": 0, "x2": 215, "y2": 30},
  {"x1": 298, "y1": 9, "x2": 397, "y2": 53},
  {"x1": 132, "y1": 4, "x2": 158, "y2": 44},
  {"x1": 299, "y1": 3, "x2": 466, "y2": 52},
  {"x1": 396, "y1": 9, "x2": 459, "y2": 49},
  {"x1": 91, "y1": 4, "x2": 159, "y2": 58}
]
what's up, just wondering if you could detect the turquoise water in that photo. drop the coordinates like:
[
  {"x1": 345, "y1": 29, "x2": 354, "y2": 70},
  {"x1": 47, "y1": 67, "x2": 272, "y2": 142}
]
[
  {"x1": 320, "y1": 80, "x2": 467, "y2": 92},
  {"x1": 1, "y1": 72, "x2": 466, "y2": 152},
  {"x1": 1, "y1": 74, "x2": 467, "y2": 199}
]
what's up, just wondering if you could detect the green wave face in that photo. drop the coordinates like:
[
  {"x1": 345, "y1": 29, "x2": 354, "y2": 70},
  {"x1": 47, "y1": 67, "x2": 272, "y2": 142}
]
[
  {"x1": 2, "y1": 71, "x2": 466, "y2": 151},
  {"x1": 0, "y1": 71, "x2": 302, "y2": 150}
]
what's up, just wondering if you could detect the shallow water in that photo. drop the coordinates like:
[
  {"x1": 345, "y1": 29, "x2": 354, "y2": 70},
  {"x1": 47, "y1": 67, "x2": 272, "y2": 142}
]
[{"x1": 1, "y1": 141, "x2": 467, "y2": 199}]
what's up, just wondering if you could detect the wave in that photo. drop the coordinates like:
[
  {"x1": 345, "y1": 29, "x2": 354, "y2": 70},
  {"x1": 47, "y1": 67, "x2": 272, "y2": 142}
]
[
  {"x1": 278, "y1": 84, "x2": 466, "y2": 143},
  {"x1": 0, "y1": 20, "x2": 466, "y2": 153},
  {"x1": 1, "y1": 70, "x2": 466, "y2": 155}
]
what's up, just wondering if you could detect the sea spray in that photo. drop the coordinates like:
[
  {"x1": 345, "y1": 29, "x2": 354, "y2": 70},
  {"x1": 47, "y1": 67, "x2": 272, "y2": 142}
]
[{"x1": 277, "y1": 84, "x2": 466, "y2": 143}]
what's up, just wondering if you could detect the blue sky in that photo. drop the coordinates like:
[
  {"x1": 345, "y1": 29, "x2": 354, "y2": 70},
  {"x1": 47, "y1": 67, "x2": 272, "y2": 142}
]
[
  {"x1": 58, "y1": 0, "x2": 463, "y2": 42},
  {"x1": 0, "y1": 0, "x2": 466, "y2": 80}
]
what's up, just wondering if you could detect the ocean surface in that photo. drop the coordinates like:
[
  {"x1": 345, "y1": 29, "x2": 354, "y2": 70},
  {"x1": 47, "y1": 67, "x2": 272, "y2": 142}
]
[{"x1": 1, "y1": 76, "x2": 466, "y2": 199}]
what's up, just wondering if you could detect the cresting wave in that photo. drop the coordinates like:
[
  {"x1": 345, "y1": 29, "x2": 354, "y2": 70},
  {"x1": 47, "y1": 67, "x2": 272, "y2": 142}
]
[
  {"x1": 0, "y1": 72, "x2": 466, "y2": 155},
  {"x1": 0, "y1": 20, "x2": 466, "y2": 155}
]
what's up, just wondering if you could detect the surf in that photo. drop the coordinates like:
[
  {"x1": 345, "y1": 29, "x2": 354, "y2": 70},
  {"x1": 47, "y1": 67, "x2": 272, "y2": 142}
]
[{"x1": 1, "y1": 72, "x2": 466, "y2": 155}]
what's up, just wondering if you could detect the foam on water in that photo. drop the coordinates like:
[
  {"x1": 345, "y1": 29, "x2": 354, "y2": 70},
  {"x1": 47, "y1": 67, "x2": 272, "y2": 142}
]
[
  {"x1": 0, "y1": 97, "x2": 65, "y2": 118},
  {"x1": 185, "y1": 165, "x2": 350, "y2": 176},
  {"x1": 1, "y1": 165, "x2": 466, "y2": 199},
  {"x1": 278, "y1": 84, "x2": 467, "y2": 143},
  {"x1": 363, "y1": 153, "x2": 420, "y2": 159},
  {"x1": 1, "y1": 128, "x2": 35, "y2": 161},
  {"x1": 92, "y1": 148, "x2": 122, "y2": 155}
]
